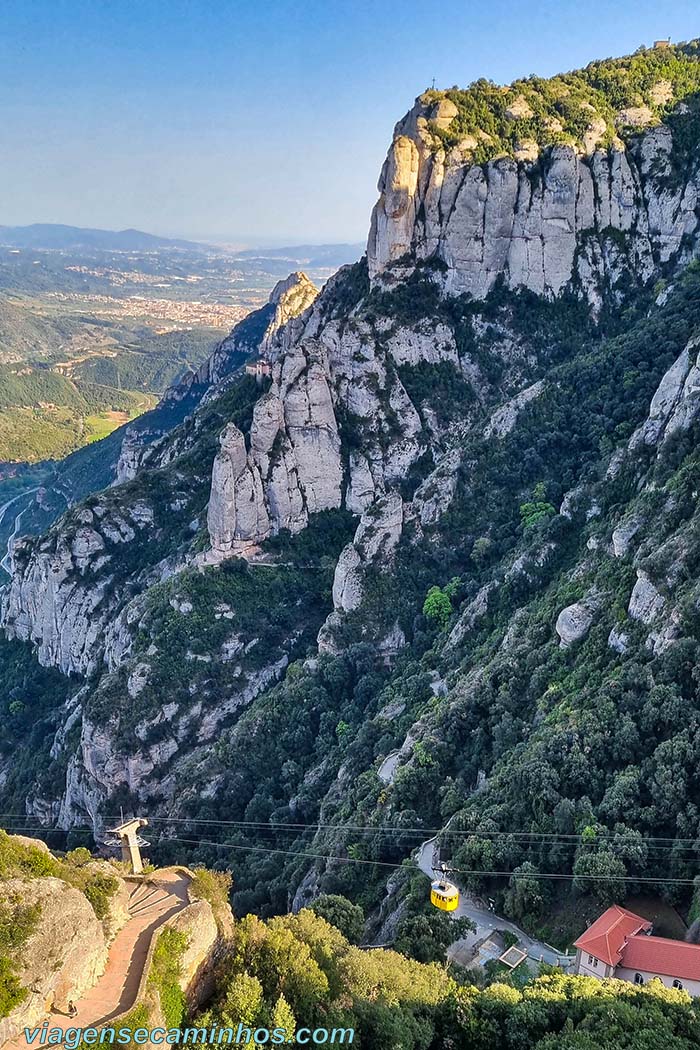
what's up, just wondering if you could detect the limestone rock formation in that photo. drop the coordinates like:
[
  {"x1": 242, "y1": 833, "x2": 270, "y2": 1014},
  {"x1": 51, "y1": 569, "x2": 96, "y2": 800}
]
[
  {"x1": 261, "y1": 272, "x2": 319, "y2": 353},
  {"x1": 629, "y1": 337, "x2": 700, "y2": 448},
  {"x1": 368, "y1": 95, "x2": 700, "y2": 308},
  {"x1": 168, "y1": 271, "x2": 318, "y2": 400},
  {"x1": 167, "y1": 898, "x2": 220, "y2": 1009},
  {"x1": 114, "y1": 427, "x2": 145, "y2": 484},
  {"x1": 205, "y1": 343, "x2": 343, "y2": 558},
  {"x1": 484, "y1": 381, "x2": 545, "y2": 439},
  {"x1": 446, "y1": 583, "x2": 496, "y2": 650},
  {"x1": 608, "y1": 625, "x2": 630, "y2": 653},
  {"x1": 408, "y1": 449, "x2": 461, "y2": 529},
  {"x1": 628, "y1": 570, "x2": 666, "y2": 624},
  {"x1": 207, "y1": 422, "x2": 270, "y2": 557},
  {"x1": 1, "y1": 500, "x2": 156, "y2": 675},
  {"x1": 331, "y1": 492, "x2": 404, "y2": 615},
  {"x1": 611, "y1": 516, "x2": 643, "y2": 558},
  {"x1": 0, "y1": 876, "x2": 109, "y2": 1045},
  {"x1": 555, "y1": 599, "x2": 597, "y2": 647}
]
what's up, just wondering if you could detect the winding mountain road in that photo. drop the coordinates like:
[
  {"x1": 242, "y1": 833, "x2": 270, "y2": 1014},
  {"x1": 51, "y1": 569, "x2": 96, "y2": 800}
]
[
  {"x1": 0, "y1": 488, "x2": 39, "y2": 575},
  {"x1": 416, "y1": 838, "x2": 573, "y2": 970}
]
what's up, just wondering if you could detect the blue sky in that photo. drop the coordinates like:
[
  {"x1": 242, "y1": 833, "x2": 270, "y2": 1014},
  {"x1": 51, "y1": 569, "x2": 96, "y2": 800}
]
[{"x1": 0, "y1": 0, "x2": 697, "y2": 244}]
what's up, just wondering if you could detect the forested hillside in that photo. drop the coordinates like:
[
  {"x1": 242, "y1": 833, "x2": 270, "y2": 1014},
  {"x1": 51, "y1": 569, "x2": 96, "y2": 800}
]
[
  {"x1": 3, "y1": 834, "x2": 697, "y2": 1050},
  {"x1": 0, "y1": 363, "x2": 156, "y2": 461},
  {"x1": 195, "y1": 907, "x2": 700, "y2": 1049},
  {"x1": 2, "y1": 39, "x2": 700, "y2": 1047}
]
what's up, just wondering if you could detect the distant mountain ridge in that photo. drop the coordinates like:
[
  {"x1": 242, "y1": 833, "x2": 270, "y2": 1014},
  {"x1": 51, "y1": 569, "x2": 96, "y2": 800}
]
[
  {"x1": 0, "y1": 223, "x2": 203, "y2": 251},
  {"x1": 0, "y1": 225, "x2": 365, "y2": 265},
  {"x1": 233, "y1": 243, "x2": 364, "y2": 268}
]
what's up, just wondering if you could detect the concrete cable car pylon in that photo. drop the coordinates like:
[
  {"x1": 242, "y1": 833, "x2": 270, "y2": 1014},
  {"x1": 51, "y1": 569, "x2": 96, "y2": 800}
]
[{"x1": 104, "y1": 817, "x2": 149, "y2": 874}]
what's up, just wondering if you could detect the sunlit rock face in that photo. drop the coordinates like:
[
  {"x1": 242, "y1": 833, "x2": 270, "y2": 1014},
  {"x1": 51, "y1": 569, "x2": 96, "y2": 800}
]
[{"x1": 368, "y1": 96, "x2": 700, "y2": 310}]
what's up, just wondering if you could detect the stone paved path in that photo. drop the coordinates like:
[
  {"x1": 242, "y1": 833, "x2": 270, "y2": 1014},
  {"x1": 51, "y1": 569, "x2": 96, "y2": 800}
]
[{"x1": 7, "y1": 872, "x2": 190, "y2": 1048}]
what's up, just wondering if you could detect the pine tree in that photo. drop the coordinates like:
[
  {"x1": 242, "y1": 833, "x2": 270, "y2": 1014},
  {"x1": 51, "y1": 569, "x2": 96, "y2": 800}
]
[{"x1": 270, "y1": 994, "x2": 296, "y2": 1043}]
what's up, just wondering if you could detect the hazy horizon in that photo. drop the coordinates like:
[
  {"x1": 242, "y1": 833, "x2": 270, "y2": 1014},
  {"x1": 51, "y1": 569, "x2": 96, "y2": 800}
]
[
  {"x1": 0, "y1": 220, "x2": 366, "y2": 250},
  {"x1": 2, "y1": 0, "x2": 699, "y2": 243}
]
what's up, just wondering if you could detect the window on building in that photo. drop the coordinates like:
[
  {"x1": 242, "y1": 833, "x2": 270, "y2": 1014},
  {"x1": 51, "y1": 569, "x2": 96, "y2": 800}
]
[
  {"x1": 587, "y1": 955, "x2": 598, "y2": 967},
  {"x1": 634, "y1": 973, "x2": 644, "y2": 985},
  {"x1": 673, "y1": 980, "x2": 683, "y2": 990}
]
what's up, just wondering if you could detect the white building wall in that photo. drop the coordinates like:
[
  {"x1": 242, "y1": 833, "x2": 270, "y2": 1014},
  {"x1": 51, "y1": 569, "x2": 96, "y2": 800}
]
[
  {"x1": 615, "y1": 967, "x2": 700, "y2": 996},
  {"x1": 575, "y1": 949, "x2": 613, "y2": 979}
]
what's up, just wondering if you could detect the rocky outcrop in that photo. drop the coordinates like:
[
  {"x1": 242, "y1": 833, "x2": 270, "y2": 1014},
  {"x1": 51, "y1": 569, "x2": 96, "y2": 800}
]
[
  {"x1": 206, "y1": 422, "x2": 270, "y2": 557},
  {"x1": 628, "y1": 570, "x2": 666, "y2": 624},
  {"x1": 1, "y1": 501, "x2": 156, "y2": 676},
  {"x1": 166, "y1": 898, "x2": 220, "y2": 1009},
  {"x1": 113, "y1": 427, "x2": 166, "y2": 486},
  {"x1": 316, "y1": 493, "x2": 405, "y2": 655},
  {"x1": 261, "y1": 272, "x2": 319, "y2": 353},
  {"x1": 555, "y1": 597, "x2": 598, "y2": 647},
  {"x1": 55, "y1": 646, "x2": 291, "y2": 827},
  {"x1": 331, "y1": 492, "x2": 404, "y2": 614},
  {"x1": 629, "y1": 337, "x2": 700, "y2": 449},
  {"x1": 204, "y1": 280, "x2": 476, "y2": 561},
  {"x1": 0, "y1": 876, "x2": 109, "y2": 1045},
  {"x1": 206, "y1": 343, "x2": 343, "y2": 557},
  {"x1": 446, "y1": 582, "x2": 496, "y2": 650},
  {"x1": 608, "y1": 624, "x2": 630, "y2": 653},
  {"x1": 611, "y1": 515, "x2": 643, "y2": 557},
  {"x1": 168, "y1": 271, "x2": 318, "y2": 401},
  {"x1": 114, "y1": 428, "x2": 144, "y2": 485},
  {"x1": 368, "y1": 95, "x2": 700, "y2": 309},
  {"x1": 484, "y1": 381, "x2": 545, "y2": 439}
]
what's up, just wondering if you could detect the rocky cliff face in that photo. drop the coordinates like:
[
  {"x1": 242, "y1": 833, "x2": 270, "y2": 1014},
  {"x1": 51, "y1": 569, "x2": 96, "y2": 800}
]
[
  {"x1": 111, "y1": 273, "x2": 319, "y2": 487},
  {"x1": 368, "y1": 96, "x2": 700, "y2": 310},
  {"x1": 205, "y1": 341, "x2": 343, "y2": 558},
  {"x1": 202, "y1": 271, "x2": 480, "y2": 559},
  {"x1": 168, "y1": 270, "x2": 318, "y2": 400},
  {"x1": 0, "y1": 876, "x2": 107, "y2": 1043},
  {"x1": 3, "y1": 44, "x2": 700, "y2": 914},
  {"x1": 0, "y1": 839, "x2": 134, "y2": 1048},
  {"x1": 628, "y1": 334, "x2": 700, "y2": 448},
  {"x1": 1, "y1": 498, "x2": 158, "y2": 676}
]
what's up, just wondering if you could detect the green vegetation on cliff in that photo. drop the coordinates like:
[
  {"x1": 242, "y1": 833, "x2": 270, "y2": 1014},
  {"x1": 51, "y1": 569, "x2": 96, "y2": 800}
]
[
  {"x1": 0, "y1": 833, "x2": 120, "y2": 1018},
  {"x1": 148, "y1": 261, "x2": 700, "y2": 948},
  {"x1": 428, "y1": 39, "x2": 700, "y2": 163}
]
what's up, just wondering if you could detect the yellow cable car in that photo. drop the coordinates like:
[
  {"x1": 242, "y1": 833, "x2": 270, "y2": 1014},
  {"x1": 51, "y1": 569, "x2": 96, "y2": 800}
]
[{"x1": 430, "y1": 876, "x2": 459, "y2": 912}]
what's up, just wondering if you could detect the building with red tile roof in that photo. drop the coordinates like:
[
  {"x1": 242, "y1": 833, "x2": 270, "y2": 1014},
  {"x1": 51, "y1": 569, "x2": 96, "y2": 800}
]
[
  {"x1": 574, "y1": 905, "x2": 651, "y2": 970},
  {"x1": 574, "y1": 905, "x2": 700, "y2": 995}
]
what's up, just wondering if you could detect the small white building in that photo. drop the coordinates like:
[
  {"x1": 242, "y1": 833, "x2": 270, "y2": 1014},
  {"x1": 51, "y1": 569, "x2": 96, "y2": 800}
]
[
  {"x1": 245, "y1": 359, "x2": 272, "y2": 380},
  {"x1": 574, "y1": 905, "x2": 700, "y2": 996}
]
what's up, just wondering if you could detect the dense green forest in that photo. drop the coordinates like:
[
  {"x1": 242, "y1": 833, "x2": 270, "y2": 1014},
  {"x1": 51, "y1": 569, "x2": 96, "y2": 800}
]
[
  {"x1": 4, "y1": 837, "x2": 699, "y2": 1048},
  {"x1": 0, "y1": 327, "x2": 220, "y2": 462},
  {"x1": 189, "y1": 905, "x2": 700, "y2": 1049}
]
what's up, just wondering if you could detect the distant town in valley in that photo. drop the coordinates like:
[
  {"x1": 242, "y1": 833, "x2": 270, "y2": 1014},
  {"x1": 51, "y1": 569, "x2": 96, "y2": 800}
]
[{"x1": 0, "y1": 225, "x2": 363, "y2": 468}]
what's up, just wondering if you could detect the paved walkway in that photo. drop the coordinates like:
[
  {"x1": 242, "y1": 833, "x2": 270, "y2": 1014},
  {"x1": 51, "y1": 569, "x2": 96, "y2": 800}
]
[{"x1": 7, "y1": 872, "x2": 190, "y2": 1048}]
